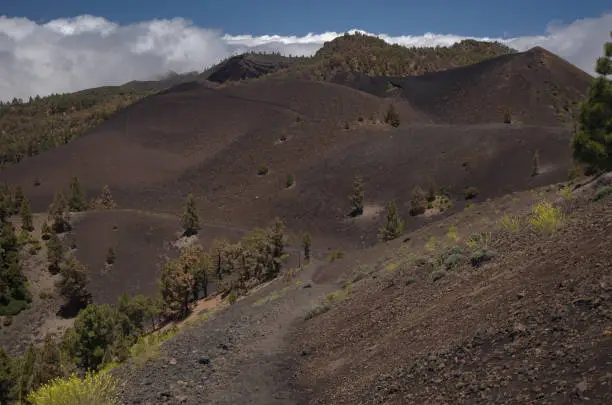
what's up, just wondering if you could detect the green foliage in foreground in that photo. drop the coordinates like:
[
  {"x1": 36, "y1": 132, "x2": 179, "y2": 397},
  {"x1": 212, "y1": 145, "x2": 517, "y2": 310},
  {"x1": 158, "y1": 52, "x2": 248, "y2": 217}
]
[{"x1": 26, "y1": 371, "x2": 120, "y2": 405}]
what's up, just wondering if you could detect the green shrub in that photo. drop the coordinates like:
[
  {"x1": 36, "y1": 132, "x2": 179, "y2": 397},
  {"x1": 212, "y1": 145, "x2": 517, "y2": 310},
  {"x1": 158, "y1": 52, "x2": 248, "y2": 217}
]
[
  {"x1": 464, "y1": 186, "x2": 479, "y2": 200},
  {"x1": 384, "y1": 104, "x2": 400, "y2": 127},
  {"x1": 327, "y1": 248, "x2": 345, "y2": 262},
  {"x1": 130, "y1": 326, "x2": 178, "y2": 365},
  {"x1": 286, "y1": 174, "x2": 295, "y2": 188},
  {"x1": 0, "y1": 299, "x2": 29, "y2": 316},
  {"x1": 444, "y1": 253, "x2": 467, "y2": 270},
  {"x1": 431, "y1": 270, "x2": 446, "y2": 282},
  {"x1": 26, "y1": 371, "x2": 120, "y2": 405},
  {"x1": 499, "y1": 214, "x2": 521, "y2": 232},
  {"x1": 470, "y1": 249, "x2": 497, "y2": 267},
  {"x1": 304, "y1": 302, "x2": 331, "y2": 320},
  {"x1": 595, "y1": 186, "x2": 612, "y2": 201},
  {"x1": 529, "y1": 201, "x2": 564, "y2": 233},
  {"x1": 257, "y1": 164, "x2": 269, "y2": 176}
]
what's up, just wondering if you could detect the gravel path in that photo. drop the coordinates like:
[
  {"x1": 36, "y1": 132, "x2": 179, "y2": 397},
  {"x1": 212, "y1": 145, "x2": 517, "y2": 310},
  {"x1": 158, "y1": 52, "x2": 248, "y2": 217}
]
[{"x1": 115, "y1": 258, "x2": 337, "y2": 405}]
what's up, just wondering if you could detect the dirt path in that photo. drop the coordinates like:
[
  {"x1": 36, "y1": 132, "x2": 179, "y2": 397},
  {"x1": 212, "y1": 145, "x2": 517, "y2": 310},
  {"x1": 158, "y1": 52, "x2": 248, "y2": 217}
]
[{"x1": 115, "y1": 256, "x2": 337, "y2": 404}]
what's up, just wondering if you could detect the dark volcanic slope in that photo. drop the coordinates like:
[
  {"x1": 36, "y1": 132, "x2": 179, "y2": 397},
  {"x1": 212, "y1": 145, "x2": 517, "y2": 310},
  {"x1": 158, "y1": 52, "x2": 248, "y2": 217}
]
[
  {"x1": 0, "y1": 73, "x2": 579, "y2": 249},
  {"x1": 202, "y1": 53, "x2": 305, "y2": 83},
  {"x1": 67, "y1": 210, "x2": 243, "y2": 304},
  {"x1": 340, "y1": 47, "x2": 591, "y2": 125}
]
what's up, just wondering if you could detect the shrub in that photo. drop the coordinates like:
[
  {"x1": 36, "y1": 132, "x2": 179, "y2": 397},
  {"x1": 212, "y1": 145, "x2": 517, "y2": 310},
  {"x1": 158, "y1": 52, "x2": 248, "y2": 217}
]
[
  {"x1": 464, "y1": 186, "x2": 479, "y2": 200},
  {"x1": 431, "y1": 270, "x2": 446, "y2": 282},
  {"x1": 348, "y1": 175, "x2": 364, "y2": 217},
  {"x1": 130, "y1": 326, "x2": 179, "y2": 365},
  {"x1": 595, "y1": 186, "x2": 612, "y2": 201},
  {"x1": 444, "y1": 253, "x2": 467, "y2": 270},
  {"x1": 529, "y1": 201, "x2": 564, "y2": 233},
  {"x1": 384, "y1": 104, "x2": 400, "y2": 127},
  {"x1": 532, "y1": 150, "x2": 540, "y2": 177},
  {"x1": 26, "y1": 371, "x2": 120, "y2": 405},
  {"x1": 304, "y1": 302, "x2": 331, "y2": 320},
  {"x1": 379, "y1": 200, "x2": 405, "y2": 241},
  {"x1": 499, "y1": 214, "x2": 521, "y2": 232},
  {"x1": 327, "y1": 248, "x2": 345, "y2": 263},
  {"x1": 470, "y1": 249, "x2": 497, "y2": 267},
  {"x1": 105, "y1": 248, "x2": 116, "y2": 265},
  {"x1": 503, "y1": 109, "x2": 512, "y2": 124},
  {"x1": 409, "y1": 186, "x2": 427, "y2": 216},
  {"x1": 286, "y1": 174, "x2": 294, "y2": 188},
  {"x1": 2, "y1": 316, "x2": 13, "y2": 326},
  {"x1": 0, "y1": 299, "x2": 28, "y2": 316},
  {"x1": 568, "y1": 164, "x2": 582, "y2": 181},
  {"x1": 557, "y1": 184, "x2": 574, "y2": 200},
  {"x1": 257, "y1": 163, "x2": 269, "y2": 176},
  {"x1": 466, "y1": 232, "x2": 492, "y2": 250},
  {"x1": 446, "y1": 226, "x2": 460, "y2": 243}
]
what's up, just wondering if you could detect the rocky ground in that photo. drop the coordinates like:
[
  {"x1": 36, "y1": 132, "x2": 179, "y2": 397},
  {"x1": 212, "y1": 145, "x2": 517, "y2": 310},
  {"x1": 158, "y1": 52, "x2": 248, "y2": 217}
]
[{"x1": 115, "y1": 256, "x2": 338, "y2": 405}]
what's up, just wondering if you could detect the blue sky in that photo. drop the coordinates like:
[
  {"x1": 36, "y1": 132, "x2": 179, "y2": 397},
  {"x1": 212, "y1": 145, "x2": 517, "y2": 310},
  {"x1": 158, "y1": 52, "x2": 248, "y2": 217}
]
[
  {"x1": 3, "y1": 0, "x2": 610, "y2": 37},
  {"x1": 0, "y1": 1, "x2": 610, "y2": 100}
]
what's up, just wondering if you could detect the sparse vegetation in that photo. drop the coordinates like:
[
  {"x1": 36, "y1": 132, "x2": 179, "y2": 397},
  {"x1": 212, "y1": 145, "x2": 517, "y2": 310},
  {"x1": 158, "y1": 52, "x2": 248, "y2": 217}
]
[
  {"x1": 67, "y1": 175, "x2": 87, "y2": 212},
  {"x1": 499, "y1": 214, "x2": 521, "y2": 232},
  {"x1": 19, "y1": 196, "x2": 34, "y2": 232},
  {"x1": 529, "y1": 201, "x2": 564, "y2": 233},
  {"x1": 327, "y1": 248, "x2": 345, "y2": 263},
  {"x1": 48, "y1": 190, "x2": 70, "y2": 233},
  {"x1": 302, "y1": 232, "x2": 312, "y2": 262},
  {"x1": 90, "y1": 185, "x2": 116, "y2": 210},
  {"x1": 595, "y1": 185, "x2": 612, "y2": 201},
  {"x1": 463, "y1": 186, "x2": 479, "y2": 200},
  {"x1": 286, "y1": 174, "x2": 295, "y2": 188},
  {"x1": 257, "y1": 163, "x2": 269, "y2": 176},
  {"x1": 379, "y1": 200, "x2": 405, "y2": 241},
  {"x1": 384, "y1": 104, "x2": 400, "y2": 127},
  {"x1": 348, "y1": 174, "x2": 364, "y2": 217},
  {"x1": 409, "y1": 186, "x2": 427, "y2": 216},
  {"x1": 532, "y1": 150, "x2": 540, "y2": 176},
  {"x1": 26, "y1": 371, "x2": 120, "y2": 405}
]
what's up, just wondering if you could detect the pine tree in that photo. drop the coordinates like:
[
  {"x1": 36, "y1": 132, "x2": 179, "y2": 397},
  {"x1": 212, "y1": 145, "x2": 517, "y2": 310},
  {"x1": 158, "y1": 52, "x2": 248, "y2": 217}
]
[
  {"x1": 55, "y1": 255, "x2": 91, "y2": 310},
  {"x1": 158, "y1": 256, "x2": 195, "y2": 319},
  {"x1": 0, "y1": 348, "x2": 15, "y2": 404},
  {"x1": 378, "y1": 200, "x2": 405, "y2": 242},
  {"x1": 12, "y1": 186, "x2": 24, "y2": 215},
  {"x1": 46, "y1": 232, "x2": 64, "y2": 275},
  {"x1": 67, "y1": 175, "x2": 87, "y2": 212},
  {"x1": 48, "y1": 190, "x2": 69, "y2": 233},
  {"x1": 532, "y1": 150, "x2": 540, "y2": 176},
  {"x1": 92, "y1": 185, "x2": 116, "y2": 210},
  {"x1": 19, "y1": 197, "x2": 33, "y2": 232},
  {"x1": 348, "y1": 175, "x2": 364, "y2": 217},
  {"x1": 572, "y1": 33, "x2": 612, "y2": 172},
  {"x1": 181, "y1": 194, "x2": 200, "y2": 236},
  {"x1": 302, "y1": 232, "x2": 312, "y2": 262}
]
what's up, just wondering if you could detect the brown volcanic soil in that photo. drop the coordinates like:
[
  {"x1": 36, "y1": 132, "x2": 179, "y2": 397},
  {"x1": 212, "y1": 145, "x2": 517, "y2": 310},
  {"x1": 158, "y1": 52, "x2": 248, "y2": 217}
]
[
  {"x1": 290, "y1": 184, "x2": 612, "y2": 405},
  {"x1": 66, "y1": 209, "x2": 244, "y2": 304}
]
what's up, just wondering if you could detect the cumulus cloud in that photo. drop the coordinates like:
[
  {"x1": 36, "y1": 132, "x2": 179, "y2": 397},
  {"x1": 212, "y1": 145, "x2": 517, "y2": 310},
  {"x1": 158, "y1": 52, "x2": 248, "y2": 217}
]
[{"x1": 0, "y1": 12, "x2": 610, "y2": 101}]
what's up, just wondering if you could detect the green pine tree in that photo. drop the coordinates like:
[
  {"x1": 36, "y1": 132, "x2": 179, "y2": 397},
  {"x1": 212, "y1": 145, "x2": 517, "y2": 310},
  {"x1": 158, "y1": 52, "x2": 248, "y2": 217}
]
[
  {"x1": 48, "y1": 190, "x2": 69, "y2": 233},
  {"x1": 19, "y1": 197, "x2": 34, "y2": 232},
  {"x1": 572, "y1": 33, "x2": 612, "y2": 172},
  {"x1": 67, "y1": 175, "x2": 87, "y2": 212},
  {"x1": 46, "y1": 232, "x2": 64, "y2": 275},
  {"x1": 348, "y1": 175, "x2": 365, "y2": 217},
  {"x1": 378, "y1": 200, "x2": 405, "y2": 242},
  {"x1": 302, "y1": 232, "x2": 312, "y2": 262},
  {"x1": 181, "y1": 194, "x2": 200, "y2": 236}
]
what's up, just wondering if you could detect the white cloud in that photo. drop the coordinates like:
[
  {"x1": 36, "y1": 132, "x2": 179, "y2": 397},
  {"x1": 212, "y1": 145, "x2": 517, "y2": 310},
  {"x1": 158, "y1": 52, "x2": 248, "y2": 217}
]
[{"x1": 0, "y1": 12, "x2": 610, "y2": 101}]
